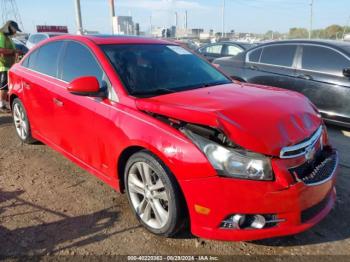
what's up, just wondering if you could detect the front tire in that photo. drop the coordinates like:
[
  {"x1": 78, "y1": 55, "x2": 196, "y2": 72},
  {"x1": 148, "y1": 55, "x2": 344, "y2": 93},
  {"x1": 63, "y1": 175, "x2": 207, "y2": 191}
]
[
  {"x1": 12, "y1": 98, "x2": 36, "y2": 144},
  {"x1": 125, "y1": 151, "x2": 185, "y2": 237}
]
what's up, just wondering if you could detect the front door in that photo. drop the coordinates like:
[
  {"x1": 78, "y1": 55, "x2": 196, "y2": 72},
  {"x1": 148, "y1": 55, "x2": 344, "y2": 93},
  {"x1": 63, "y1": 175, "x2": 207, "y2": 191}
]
[
  {"x1": 53, "y1": 41, "x2": 119, "y2": 179},
  {"x1": 247, "y1": 44, "x2": 298, "y2": 90}
]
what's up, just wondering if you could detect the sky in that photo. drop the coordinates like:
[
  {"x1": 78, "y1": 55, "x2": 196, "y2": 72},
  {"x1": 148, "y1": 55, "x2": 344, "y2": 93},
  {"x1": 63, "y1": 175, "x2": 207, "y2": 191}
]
[{"x1": 5, "y1": 0, "x2": 350, "y2": 34}]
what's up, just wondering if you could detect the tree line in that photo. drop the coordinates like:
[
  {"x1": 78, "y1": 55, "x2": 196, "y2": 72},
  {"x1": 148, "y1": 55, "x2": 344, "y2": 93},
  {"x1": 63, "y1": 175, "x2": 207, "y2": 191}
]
[{"x1": 262, "y1": 24, "x2": 350, "y2": 40}]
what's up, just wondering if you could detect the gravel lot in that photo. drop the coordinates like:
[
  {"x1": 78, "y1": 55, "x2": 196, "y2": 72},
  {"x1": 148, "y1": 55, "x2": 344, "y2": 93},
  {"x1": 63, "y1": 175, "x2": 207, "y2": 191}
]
[{"x1": 0, "y1": 112, "x2": 349, "y2": 258}]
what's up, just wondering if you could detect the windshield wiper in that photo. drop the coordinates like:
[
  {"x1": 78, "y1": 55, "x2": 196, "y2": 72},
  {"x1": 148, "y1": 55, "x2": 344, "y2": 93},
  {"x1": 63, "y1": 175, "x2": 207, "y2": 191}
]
[
  {"x1": 131, "y1": 87, "x2": 176, "y2": 97},
  {"x1": 199, "y1": 80, "x2": 231, "y2": 88}
]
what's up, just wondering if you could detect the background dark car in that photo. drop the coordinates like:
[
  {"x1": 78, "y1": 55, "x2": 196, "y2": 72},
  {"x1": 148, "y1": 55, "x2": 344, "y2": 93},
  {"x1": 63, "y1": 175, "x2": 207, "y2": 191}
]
[
  {"x1": 197, "y1": 41, "x2": 256, "y2": 62},
  {"x1": 12, "y1": 38, "x2": 29, "y2": 55},
  {"x1": 214, "y1": 40, "x2": 350, "y2": 128}
]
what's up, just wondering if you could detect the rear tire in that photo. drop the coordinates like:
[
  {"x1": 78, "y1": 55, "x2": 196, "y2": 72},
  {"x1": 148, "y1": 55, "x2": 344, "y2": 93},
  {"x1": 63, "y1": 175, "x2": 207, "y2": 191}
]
[
  {"x1": 12, "y1": 98, "x2": 36, "y2": 144},
  {"x1": 124, "y1": 150, "x2": 185, "y2": 237}
]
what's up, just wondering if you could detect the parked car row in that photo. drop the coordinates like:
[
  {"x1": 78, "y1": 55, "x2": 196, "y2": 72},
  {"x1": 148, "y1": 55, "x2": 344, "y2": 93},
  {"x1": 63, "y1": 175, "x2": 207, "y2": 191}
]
[
  {"x1": 8, "y1": 35, "x2": 339, "y2": 242},
  {"x1": 196, "y1": 41, "x2": 257, "y2": 62},
  {"x1": 213, "y1": 40, "x2": 350, "y2": 128}
]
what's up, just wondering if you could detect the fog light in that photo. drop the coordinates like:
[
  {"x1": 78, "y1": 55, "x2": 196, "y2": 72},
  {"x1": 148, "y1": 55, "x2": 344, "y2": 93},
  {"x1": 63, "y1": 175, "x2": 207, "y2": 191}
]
[
  {"x1": 220, "y1": 214, "x2": 284, "y2": 230},
  {"x1": 221, "y1": 214, "x2": 246, "y2": 229},
  {"x1": 250, "y1": 215, "x2": 266, "y2": 229}
]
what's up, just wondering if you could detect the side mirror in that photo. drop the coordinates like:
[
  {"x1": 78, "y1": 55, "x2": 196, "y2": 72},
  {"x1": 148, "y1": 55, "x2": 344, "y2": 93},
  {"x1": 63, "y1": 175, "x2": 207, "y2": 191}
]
[
  {"x1": 343, "y1": 68, "x2": 350, "y2": 78},
  {"x1": 67, "y1": 76, "x2": 104, "y2": 97}
]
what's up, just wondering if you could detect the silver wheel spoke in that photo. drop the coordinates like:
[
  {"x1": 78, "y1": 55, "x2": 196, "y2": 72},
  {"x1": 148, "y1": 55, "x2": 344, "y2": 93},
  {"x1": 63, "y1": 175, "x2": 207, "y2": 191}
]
[
  {"x1": 140, "y1": 201, "x2": 152, "y2": 222},
  {"x1": 150, "y1": 200, "x2": 168, "y2": 227},
  {"x1": 136, "y1": 198, "x2": 147, "y2": 214},
  {"x1": 149, "y1": 179, "x2": 164, "y2": 191},
  {"x1": 20, "y1": 126, "x2": 25, "y2": 139},
  {"x1": 14, "y1": 105, "x2": 20, "y2": 118},
  {"x1": 128, "y1": 173, "x2": 145, "y2": 193},
  {"x1": 153, "y1": 191, "x2": 168, "y2": 201},
  {"x1": 137, "y1": 163, "x2": 152, "y2": 186}
]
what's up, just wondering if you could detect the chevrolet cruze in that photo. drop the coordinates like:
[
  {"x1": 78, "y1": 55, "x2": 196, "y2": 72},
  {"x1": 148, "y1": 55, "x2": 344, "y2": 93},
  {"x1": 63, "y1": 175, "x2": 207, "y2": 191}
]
[{"x1": 8, "y1": 35, "x2": 339, "y2": 241}]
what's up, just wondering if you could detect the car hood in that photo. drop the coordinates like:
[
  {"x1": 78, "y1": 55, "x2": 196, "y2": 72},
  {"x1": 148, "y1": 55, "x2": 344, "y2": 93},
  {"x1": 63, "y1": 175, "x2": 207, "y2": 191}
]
[{"x1": 135, "y1": 83, "x2": 322, "y2": 157}]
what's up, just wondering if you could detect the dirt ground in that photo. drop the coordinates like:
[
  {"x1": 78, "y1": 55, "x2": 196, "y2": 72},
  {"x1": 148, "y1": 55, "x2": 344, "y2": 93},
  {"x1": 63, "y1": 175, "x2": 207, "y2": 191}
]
[{"x1": 0, "y1": 112, "x2": 350, "y2": 258}]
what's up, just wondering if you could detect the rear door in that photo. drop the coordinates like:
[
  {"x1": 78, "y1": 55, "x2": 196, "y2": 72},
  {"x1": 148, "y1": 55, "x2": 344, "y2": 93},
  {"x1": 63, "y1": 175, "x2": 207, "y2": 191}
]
[
  {"x1": 294, "y1": 44, "x2": 350, "y2": 122},
  {"x1": 20, "y1": 41, "x2": 65, "y2": 141},
  {"x1": 245, "y1": 44, "x2": 298, "y2": 90}
]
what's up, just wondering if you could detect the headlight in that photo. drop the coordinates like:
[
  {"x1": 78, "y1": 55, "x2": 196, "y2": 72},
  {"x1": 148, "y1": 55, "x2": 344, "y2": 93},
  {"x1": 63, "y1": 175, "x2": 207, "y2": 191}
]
[{"x1": 183, "y1": 129, "x2": 273, "y2": 181}]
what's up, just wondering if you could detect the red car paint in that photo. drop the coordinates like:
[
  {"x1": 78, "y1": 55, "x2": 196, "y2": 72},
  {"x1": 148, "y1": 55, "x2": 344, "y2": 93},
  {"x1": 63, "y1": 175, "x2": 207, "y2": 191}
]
[{"x1": 8, "y1": 35, "x2": 338, "y2": 241}]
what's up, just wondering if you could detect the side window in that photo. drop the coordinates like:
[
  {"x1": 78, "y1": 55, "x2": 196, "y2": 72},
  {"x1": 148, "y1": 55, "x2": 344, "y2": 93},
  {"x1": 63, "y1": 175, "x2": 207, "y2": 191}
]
[
  {"x1": 61, "y1": 42, "x2": 104, "y2": 86},
  {"x1": 204, "y1": 44, "x2": 223, "y2": 55},
  {"x1": 260, "y1": 45, "x2": 297, "y2": 67},
  {"x1": 302, "y1": 45, "x2": 350, "y2": 75},
  {"x1": 247, "y1": 48, "x2": 262, "y2": 62},
  {"x1": 33, "y1": 41, "x2": 64, "y2": 77},
  {"x1": 28, "y1": 35, "x2": 35, "y2": 44},
  {"x1": 34, "y1": 35, "x2": 47, "y2": 44},
  {"x1": 22, "y1": 49, "x2": 39, "y2": 70},
  {"x1": 226, "y1": 45, "x2": 243, "y2": 56}
]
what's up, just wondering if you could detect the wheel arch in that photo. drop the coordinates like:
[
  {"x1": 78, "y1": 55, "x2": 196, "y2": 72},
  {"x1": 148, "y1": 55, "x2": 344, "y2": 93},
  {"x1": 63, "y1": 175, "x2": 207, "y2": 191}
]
[
  {"x1": 117, "y1": 143, "x2": 190, "y2": 232},
  {"x1": 9, "y1": 94, "x2": 18, "y2": 109},
  {"x1": 116, "y1": 141, "x2": 178, "y2": 192}
]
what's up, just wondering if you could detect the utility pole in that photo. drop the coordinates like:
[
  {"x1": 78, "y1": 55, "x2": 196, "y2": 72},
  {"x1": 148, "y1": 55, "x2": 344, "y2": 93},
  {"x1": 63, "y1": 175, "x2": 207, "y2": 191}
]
[
  {"x1": 1, "y1": 0, "x2": 24, "y2": 30},
  {"x1": 74, "y1": 0, "x2": 83, "y2": 35},
  {"x1": 109, "y1": 0, "x2": 116, "y2": 34},
  {"x1": 184, "y1": 11, "x2": 188, "y2": 30},
  {"x1": 222, "y1": 0, "x2": 225, "y2": 38},
  {"x1": 309, "y1": 0, "x2": 314, "y2": 39},
  {"x1": 149, "y1": 15, "x2": 152, "y2": 36}
]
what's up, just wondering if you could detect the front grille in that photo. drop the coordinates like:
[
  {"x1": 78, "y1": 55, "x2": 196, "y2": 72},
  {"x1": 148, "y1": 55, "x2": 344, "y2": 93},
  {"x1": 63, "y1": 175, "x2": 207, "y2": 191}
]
[
  {"x1": 280, "y1": 126, "x2": 323, "y2": 159},
  {"x1": 289, "y1": 147, "x2": 338, "y2": 186},
  {"x1": 301, "y1": 193, "x2": 331, "y2": 223}
]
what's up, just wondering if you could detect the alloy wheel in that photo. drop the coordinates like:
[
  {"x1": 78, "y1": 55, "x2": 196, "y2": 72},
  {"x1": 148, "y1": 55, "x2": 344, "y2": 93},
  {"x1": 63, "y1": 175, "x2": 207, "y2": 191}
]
[
  {"x1": 13, "y1": 103, "x2": 28, "y2": 140},
  {"x1": 127, "y1": 162, "x2": 169, "y2": 229}
]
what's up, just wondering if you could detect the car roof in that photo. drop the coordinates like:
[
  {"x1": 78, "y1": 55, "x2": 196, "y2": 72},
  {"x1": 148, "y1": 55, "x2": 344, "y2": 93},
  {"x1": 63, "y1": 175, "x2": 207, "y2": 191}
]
[
  {"x1": 254, "y1": 39, "x2": 350, "y2": 54},
  {"x1": 73, "y1": 34, "x2": 174, "y2": 45},
  {"x1": 29, "y1": 34, "x2": 175, "y2": 46}
]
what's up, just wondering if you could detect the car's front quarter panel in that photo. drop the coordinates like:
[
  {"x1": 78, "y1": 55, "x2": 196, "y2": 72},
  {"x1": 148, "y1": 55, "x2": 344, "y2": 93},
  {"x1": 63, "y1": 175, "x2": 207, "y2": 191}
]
[{"x1": 109, "y1": 103, "x2": 217, "y2": 183}]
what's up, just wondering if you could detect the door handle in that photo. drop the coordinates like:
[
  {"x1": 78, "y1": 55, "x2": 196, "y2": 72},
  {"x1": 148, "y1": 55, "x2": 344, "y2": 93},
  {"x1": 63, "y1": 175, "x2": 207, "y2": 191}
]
[
  {"x1": 249, "y1": 65, "x2": 258, "y2": 70},
  {"x1": 53, "y1": 98, "x2": 64, "y2": 107},
  {"x1": 297, "y1": 74, "x2": 313, "y2": 80}
]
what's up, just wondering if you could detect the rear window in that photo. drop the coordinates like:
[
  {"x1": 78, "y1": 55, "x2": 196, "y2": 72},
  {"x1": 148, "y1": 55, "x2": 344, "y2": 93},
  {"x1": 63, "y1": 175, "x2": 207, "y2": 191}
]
[
  {"x1": 302, "y1": 45, "x2": 350, "y2": 75},
  {"x1": 22, "y1": 41, "x2": 63, "y2": 77},
  {"x1": 260, "y1": 45, "x2": 297, "y2": 67}
]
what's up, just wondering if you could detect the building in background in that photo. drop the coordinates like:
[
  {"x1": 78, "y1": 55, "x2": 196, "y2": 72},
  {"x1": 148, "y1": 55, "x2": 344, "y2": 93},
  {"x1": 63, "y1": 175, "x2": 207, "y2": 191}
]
[{"x1": 113, "y1": 16, "x2": 134, "y2": 35}]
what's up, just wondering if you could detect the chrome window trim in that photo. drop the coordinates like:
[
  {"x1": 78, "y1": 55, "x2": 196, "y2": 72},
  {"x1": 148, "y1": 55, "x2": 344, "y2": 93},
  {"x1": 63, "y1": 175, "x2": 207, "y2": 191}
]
[
  {"x1": 280, "y1": 126, "x2": 323, "y2": 159},
  {"x1": 319, "y1": 110, "x2": 349, "y2": 118}
]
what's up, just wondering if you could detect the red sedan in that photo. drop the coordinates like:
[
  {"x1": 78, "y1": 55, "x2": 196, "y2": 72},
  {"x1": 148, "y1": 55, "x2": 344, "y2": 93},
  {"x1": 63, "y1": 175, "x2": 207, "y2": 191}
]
[{"x1": 8, "y1": 35, "x2": 338, "y2": 241}]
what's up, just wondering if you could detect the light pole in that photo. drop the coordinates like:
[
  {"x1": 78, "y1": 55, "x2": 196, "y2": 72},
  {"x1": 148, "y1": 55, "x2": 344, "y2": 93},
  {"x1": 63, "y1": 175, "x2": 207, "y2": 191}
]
[
  {"x1": 74, "y1": 0, "x2": 83, "y2": 35},
  {"x1": 222, "y1": 0, "x2": 225, "y2": 38},
  {"x1": 109, "y1": 0, "x2": 116, "y2": 34},
  {"x1": 309, "y1": 0, "x2": 314, "y2": 39}
]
